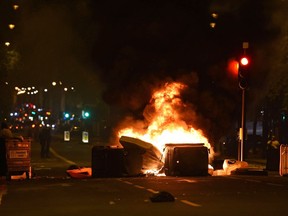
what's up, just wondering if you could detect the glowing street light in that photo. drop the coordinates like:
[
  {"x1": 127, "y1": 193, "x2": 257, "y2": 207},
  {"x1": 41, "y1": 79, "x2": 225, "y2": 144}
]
[
  {"x1": 13, "y1": 5, "x2": 19, "y2": 10},
  {"x1": 8, "y1": 24, "x2": 15, "y2": 30}
]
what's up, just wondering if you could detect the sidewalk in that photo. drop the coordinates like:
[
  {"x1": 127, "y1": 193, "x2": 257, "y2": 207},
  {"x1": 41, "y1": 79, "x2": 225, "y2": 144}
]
[{"x1": 213, "y1": 151, "x2": 284, "y2": 176}]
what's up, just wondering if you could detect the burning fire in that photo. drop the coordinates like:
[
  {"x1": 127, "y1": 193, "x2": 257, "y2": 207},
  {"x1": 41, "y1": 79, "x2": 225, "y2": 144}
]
[{"x1": 118, "y1": 81, "x2": 212, "y2": 154}]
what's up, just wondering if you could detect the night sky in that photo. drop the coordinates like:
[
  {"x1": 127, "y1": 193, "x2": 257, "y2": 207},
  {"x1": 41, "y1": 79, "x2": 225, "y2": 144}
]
[{"x1": 1, "y1": 0, "x2": 286, "y2": 144}]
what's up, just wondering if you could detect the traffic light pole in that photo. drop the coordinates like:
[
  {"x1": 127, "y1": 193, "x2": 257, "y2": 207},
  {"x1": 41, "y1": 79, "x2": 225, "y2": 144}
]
[
  {"x1": 238, "y1": 42, "x2": 249, "y2": 161},
  {"x1": 239, "y1": 87, "x2": 245, "y2": 161}
]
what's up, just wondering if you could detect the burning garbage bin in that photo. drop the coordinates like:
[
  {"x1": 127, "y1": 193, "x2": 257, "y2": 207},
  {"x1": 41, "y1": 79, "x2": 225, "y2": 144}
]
[
  {"x1": 91, "y1": 145, "x2": 125, "y2": 178},
  {"x1": 164, "y1": 143, "x2": 209, "y2": 176},
  {"x1": 123, "y1": 146, "x2": 145, "y2": 176},
  {"x1": 119, "y1": 136, "x2": 163, "y2": 176}
]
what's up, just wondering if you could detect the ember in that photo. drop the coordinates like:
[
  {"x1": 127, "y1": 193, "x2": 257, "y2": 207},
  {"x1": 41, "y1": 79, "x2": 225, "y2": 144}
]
[{"x1": 117, "y1": 81, "x2": 214, "y2": 175}]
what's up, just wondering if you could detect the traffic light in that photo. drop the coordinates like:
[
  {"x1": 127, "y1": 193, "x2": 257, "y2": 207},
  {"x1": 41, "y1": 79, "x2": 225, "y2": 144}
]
[
  {"x1": 240, "y1": 57, "x2": 249, "y2": 66},
  {"x1": 281, "y1": 110, "x2": 287, "y2": 122},
  {"x1": 63, "y1": 112, "x2": 70, "y2": 120},
  {"x1": 238, "y1": 56, "x2": 250, "y2": 89},
  {"x1": 82, "y1": 110, "x2": 90, "y2": 119}
]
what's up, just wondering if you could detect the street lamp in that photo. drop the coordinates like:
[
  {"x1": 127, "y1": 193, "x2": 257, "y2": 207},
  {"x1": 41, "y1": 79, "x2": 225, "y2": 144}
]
[{"x1": 8, "y1": 24, "x2": 15, "y2": 30}]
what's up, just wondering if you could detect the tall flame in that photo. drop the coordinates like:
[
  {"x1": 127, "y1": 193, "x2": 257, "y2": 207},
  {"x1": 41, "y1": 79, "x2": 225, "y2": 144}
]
[{"x1": 118, "y1": 82, "x2": 212, "y2": 154}]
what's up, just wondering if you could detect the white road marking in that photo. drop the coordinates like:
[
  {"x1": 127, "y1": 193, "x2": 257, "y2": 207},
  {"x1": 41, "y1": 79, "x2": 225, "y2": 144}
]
[
  {"x1": 118, "y1": 179, "x2": 202, "y2": 207},
  {"x1": 146, "y1": 188, "x2": 158, "y2": 194},
  {"x1": 49, "y1": 148, "x2": 76, "y2": 165},
  {"x1": 177, "y1": 179, "x2": 197, "y2": 183},
  {"x1": 180, "y1": 199, "x2": 202, "y2": 207},
  {"x1": 134, "y1": 185, "x2": 145, "y2": 189},
  {"x1": 121, "y1": 180, "x2": 133, "y2": 185}
]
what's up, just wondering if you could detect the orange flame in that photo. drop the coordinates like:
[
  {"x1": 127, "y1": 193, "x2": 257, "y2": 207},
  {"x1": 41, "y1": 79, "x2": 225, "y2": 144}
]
[{"x1": 118, "y1": 82, "x2": 211, "y2": 153}]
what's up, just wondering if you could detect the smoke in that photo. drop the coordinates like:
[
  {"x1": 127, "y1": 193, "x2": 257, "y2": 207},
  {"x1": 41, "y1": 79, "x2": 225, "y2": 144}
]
[
  {"x1": 109, "y1": 71, "x2": 239, "y2": 149},
  {"x1": 210, "y1": 0, "x2": 287, "y2": 118},
  {"x1": 240, "y1": 1, "x2": 288, "y2": 119},
  {"x1": 15, "y1": 0, "x2": 102, "y2": 103},
  {"x1": 10, "y1": 0, "x2": 286, "y2": 146},
  {"x1": 260, "y1": 1, "x2": 288, "y2": 92}
]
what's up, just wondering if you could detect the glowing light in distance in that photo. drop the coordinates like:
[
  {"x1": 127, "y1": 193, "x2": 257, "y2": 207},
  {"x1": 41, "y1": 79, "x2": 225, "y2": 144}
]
[
  {"x1": 13, "y1": 5, "x2": 19, "y2": 10},
  {"x1": 9, "y1": 24, "x2": 15, "y2": 29}
]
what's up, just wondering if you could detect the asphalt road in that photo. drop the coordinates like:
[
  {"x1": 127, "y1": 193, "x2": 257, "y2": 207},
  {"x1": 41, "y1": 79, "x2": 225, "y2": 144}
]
[
  {"x1": 1, "y1": 134, "x2": 288, "y2": 216},
  {"x1": 1, "y1": 173, "x2": 288, "y2": 216}
]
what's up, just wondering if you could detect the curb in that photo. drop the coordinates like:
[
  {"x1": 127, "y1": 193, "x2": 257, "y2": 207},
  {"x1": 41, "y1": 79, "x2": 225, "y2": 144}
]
[{"x1": 231, "y1": 167, "x2": 268, "y2": 176}]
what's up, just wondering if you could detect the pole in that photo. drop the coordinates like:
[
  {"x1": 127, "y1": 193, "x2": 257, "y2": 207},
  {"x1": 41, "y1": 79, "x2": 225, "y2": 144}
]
[
  {"x1": 238, "y1": 41, "x2": 249, "y2": 161},
  {"x1": 240, "y1": 88, "x2": 245, "y2": 161}
]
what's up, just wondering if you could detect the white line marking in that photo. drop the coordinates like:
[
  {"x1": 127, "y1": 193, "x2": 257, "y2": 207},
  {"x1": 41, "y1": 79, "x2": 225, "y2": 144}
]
[
  {"x1": 119, "y1": 180, "x2": 158, "y2": 194},
  {"x1": 121, "y1": 181, "x2": 133, "y2": 185},
  {"x1": 177, "y1": 179, "x2": 197, "y2": 183},
  {"x1": 146, "y1": 189, "x2": 159, "y2": 194},
  {"x1": 134, "y1": 185, "x2": 145, "y2": 189},
  {"x1": 50, "y1": 148, "x2": 75, "y2": 165},
  {"x1": 180, "y1": 199, "x2": 202, "y2": 207}
]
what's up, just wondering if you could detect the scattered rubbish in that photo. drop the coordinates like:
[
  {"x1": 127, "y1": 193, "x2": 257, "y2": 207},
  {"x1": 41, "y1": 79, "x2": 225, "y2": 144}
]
[
  {"x1": 223, "y1": 159, "x2": 248, "y2": 175},
  {"x1": 150, "y1": 191, "x2": 175, "y2": 202},
  {"x1": 66, "y1": 165, "x2": 92, "y2": 179}
]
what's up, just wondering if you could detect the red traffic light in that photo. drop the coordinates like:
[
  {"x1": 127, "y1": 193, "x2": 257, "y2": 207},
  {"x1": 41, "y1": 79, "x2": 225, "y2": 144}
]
[{"x1": 240, "y1": 57, "x2": 249, "y2": 66}]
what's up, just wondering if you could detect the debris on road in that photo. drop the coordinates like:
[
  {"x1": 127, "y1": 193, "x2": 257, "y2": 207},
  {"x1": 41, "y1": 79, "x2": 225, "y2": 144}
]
[{"x1": 150, "y1": 191, "x2": 175, "y2": 202}]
